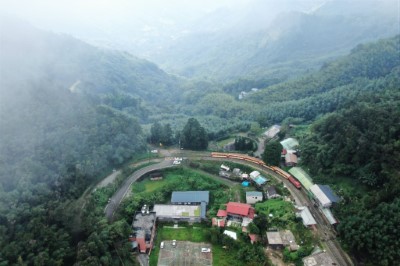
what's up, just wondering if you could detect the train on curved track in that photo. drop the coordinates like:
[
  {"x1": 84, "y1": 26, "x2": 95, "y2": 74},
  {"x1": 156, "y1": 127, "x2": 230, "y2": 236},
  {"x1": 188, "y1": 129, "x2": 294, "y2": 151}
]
[{"x1": 211, "y1": 152, "x2": 302, "y2": 189}]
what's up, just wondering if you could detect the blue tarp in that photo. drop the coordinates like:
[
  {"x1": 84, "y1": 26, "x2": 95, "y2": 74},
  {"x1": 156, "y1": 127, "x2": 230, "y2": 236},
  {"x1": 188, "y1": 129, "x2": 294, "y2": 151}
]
[{"x1": 242, "y1": 181, "x2": 250, "y2": 187}]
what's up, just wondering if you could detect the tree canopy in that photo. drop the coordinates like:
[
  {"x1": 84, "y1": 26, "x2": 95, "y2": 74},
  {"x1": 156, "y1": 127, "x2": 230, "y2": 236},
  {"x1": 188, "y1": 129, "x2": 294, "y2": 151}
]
[
  {"x1": 262, "y1": 141, "x2": 283, "y2": 166},
  {"x1": 180, "y1": 118, "x2": 208, "y2": 150}
]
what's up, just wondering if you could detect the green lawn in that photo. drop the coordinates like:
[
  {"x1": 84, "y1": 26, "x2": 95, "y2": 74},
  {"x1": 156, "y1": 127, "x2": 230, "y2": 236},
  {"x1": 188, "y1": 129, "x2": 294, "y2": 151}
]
[
  {"x1": 132, "y1": 173, "x2": 181, "y2": 193},
  {"x1": 255, "y1": 198, "x2": 295, "y2": 227}
]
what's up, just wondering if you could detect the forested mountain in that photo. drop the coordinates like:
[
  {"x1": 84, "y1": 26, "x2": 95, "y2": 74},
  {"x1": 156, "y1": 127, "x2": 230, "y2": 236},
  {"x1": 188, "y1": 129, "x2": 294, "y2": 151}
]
[
  {"x1": 149, "y1": 0, "x2": 397, "y2": 81},
  {"x1": 0, "y1": 17, "x2": 182, "y2": 265},
  {"x1": 0, "y1": 10, "x2": 399, "y2": 265},
  {"x1": 300, "y1": 103, "x2": 400, "y2": 265}
]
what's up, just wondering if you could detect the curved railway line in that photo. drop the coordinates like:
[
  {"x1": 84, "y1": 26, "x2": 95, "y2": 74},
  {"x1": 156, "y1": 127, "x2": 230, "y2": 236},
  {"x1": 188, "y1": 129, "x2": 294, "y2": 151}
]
[{"x1": 104, "y1": 150, "x2": 353, "y2": 266}]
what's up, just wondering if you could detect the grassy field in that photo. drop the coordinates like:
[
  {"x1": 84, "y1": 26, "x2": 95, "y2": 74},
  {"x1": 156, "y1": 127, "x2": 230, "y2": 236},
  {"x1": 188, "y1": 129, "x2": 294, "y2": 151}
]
[
  {"x1": 150, "y1": 224, "x2": 239, "y2": 266},
  {"x1": 255, "y1": 198, "x2": 295, "y2": 227}
]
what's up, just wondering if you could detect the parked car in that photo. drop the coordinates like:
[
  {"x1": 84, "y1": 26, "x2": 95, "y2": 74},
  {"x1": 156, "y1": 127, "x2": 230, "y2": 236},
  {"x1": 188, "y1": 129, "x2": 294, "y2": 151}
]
[
  {"x1": 160, "y1": 242, "x2": 164, "y2": 249},
  {"x1": 172, "y1": 240, "x2": 177, "y2": 247},
  {"x1": 173, "y1": 160, "x2": 181, "y2": 165},
  {"x1": 201, "y1": 248, "x2": 211, "y2": 253}
]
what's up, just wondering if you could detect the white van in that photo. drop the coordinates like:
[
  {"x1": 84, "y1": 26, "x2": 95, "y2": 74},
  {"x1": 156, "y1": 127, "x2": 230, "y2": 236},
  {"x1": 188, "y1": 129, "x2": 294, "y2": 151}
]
[{"x1": 160, "y1": 242, "x2": 164, "y2": 249}]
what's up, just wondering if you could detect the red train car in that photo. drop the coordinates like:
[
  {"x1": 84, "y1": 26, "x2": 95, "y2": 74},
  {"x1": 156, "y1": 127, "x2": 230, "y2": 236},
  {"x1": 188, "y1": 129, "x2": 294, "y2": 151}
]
[{"x1": 288, "y1": 176, "x2": 302, "y2": 189}]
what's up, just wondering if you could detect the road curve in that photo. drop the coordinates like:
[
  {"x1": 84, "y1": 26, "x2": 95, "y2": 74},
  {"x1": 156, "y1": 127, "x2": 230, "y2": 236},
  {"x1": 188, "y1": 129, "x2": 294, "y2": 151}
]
[
  {"x1": 103, "y1": 151, "x2": 352, "y2": 265},
  {"x1": 104, "y1": 159, "x2": 173, "y2": 221}
]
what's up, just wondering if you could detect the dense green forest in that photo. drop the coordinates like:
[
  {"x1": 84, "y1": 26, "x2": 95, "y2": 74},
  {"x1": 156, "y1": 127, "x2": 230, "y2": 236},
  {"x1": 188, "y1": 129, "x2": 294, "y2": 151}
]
[
  {"x1": 300, "y1": 103, "x2": 400, "y2": 265},
  {"x1": 0, "y1": 14, "x2": 399, "y2": 266}
]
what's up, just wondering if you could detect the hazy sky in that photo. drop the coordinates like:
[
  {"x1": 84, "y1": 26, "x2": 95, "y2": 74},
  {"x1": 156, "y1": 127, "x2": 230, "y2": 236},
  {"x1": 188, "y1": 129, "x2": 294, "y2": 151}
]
[{"x1": 0, "y1": 0, "x2": 250, "y2": 26}]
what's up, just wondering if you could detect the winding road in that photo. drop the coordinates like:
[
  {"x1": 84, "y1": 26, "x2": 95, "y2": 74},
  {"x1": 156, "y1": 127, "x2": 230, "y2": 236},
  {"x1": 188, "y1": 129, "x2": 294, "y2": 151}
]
[
  {"x1": 104, "y1": 159, "x2": 174, "y2": 221},
  {"x1": 103, "y1": 149, "x2": 353, "y2": 265}
]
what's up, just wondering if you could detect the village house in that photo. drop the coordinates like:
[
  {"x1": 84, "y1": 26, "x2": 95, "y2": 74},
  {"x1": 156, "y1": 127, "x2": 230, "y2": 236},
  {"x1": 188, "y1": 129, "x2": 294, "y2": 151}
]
[
  {"x1": 130, "y1": 206, "x2": 157, "y2": 253},
  {"x1": 266, "y1": 230, "x2": 299, "y2": 251},
  {"x1": 213, "y1": 202, "x2": 255, "y2": 228},
  {"x1": 285, "y1": 153, "x2": 298, "y2": 166},
  {"x1": 246, "y1": 191, "x2": 263, "y2": 204}
]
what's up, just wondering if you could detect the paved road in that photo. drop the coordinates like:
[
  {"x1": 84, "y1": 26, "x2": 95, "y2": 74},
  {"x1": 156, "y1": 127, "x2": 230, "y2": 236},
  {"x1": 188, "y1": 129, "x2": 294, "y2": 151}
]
[
  {"x1": 102, "y1": 149, "x2": 352, "y2": 265},
  {"x1": 104, "y1": 159, "x2": 173, "y2": 221}
]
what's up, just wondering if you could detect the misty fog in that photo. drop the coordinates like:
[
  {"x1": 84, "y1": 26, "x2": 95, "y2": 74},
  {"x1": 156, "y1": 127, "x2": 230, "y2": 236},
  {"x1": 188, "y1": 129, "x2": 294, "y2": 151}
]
[{"x1": 0, "y1": 0, "x2": 399, "y2": 265}]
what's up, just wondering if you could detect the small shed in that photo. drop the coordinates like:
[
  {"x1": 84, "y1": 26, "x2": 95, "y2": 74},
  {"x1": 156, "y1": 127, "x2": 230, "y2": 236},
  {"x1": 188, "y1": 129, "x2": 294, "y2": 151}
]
[
  {"x1": 266, "y1": 186, "x2": 280, "y2": 199},
  {"x1": 266, "y1": 231, "x2": 283, "y2": 249},
  {"x1": 232, "y1": 168, "x2": 242, "y2": 177},
  {"x1": 250, "y1": 171, "x2": 260, "y2": 179},
  {"x1": 223, "y1": 230, "x2": 237, "y2": 240},
  {"x1": 285, "y1": 153, "x2": 298, "y2": 166},
  {"x1": 220, "y1": 164, "x2": 230, "y2": 171},
  {"x1": 246, "y1": 191, "x2": 263, "y2": 204}
]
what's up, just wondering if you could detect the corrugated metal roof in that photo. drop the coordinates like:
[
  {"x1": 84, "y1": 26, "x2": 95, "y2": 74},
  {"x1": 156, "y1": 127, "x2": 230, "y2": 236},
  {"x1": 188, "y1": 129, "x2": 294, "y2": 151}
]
[
  {"x1": 246, "y1": 191, "x2": 263, "y2": 197},
  {"x1": 321, "y1": 207, "x2": 337, "y2": 224},
  {"x1": 200, "y1": 202, "x2": 206, "y2": 218},
  {"x1": 289, "y1": 167, "x2": 314, "y2": 190},
  {"x1": 171, "y1": 191, "x2": 209, "y2": 204},
  {"x1": 250, "y1": 171, "x2": 260, "y2": 178},
  {"x1": 310, "y1": 185, "x2": 332, "y2": 207},
  {"x1": 280, "y1": 138, "x2": 299, "y2": 150},
  {"x1": 319, "y1": 185, "x2": 340, "y2": 203},
  {"x1": 299, "y1": 207, "x2": 317, "y2": 226},
  {"x1": 226, "y1": 202, "x2": 251, "y2": 216}
]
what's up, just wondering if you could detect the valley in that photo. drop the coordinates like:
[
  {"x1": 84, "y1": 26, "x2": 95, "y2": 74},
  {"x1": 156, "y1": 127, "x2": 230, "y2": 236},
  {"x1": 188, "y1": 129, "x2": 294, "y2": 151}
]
[{"x1": 0, "y1": 1, "x2": 399, "y2": 265}]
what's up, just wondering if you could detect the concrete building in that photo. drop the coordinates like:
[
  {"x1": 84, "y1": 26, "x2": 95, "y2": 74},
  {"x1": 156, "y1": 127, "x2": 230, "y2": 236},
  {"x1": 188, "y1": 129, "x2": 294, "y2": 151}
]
[{"x1": 246, "y1": 191, "x2": 263, "y2": 204}]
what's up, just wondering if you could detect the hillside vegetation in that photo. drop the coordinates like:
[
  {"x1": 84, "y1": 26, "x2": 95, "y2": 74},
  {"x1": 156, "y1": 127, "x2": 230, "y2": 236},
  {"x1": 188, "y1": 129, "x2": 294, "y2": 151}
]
[{"x1": 0, "y1": 14, "x2": 399, "y2": 265}]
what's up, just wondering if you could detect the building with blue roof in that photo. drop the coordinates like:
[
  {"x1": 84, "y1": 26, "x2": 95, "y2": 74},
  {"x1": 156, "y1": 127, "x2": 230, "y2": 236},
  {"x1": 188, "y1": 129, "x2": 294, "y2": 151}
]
[
  {"x1": 171, "y1": 191, "x2": 209, "y2": 205},
  {"x1": 310, "y1": 185, "x2": 340, "y2": 208}
]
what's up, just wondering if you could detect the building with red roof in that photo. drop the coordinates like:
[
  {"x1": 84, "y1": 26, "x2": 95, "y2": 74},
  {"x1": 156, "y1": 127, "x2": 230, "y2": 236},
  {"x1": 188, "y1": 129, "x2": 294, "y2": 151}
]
[
  {"x1": 226, "y1": 202, "x2": 255, "y2": 218},
  {"x1": 217, "y1": 210, "x2": 227, "y2": 217},
  {"x1": 213, "y1": 202, "x2": 255, "y2": 229}
]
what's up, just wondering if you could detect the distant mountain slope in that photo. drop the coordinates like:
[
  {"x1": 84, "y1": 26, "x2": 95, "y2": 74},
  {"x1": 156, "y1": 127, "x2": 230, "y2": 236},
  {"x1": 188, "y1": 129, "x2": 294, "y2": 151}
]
[
  {"x1": 150, "y1": 0, "x2": 398, "y2": 81},
  {"x1": 0, "y1": 17, "x2": 172, "y2": 191},
  {"x1": 248, "y1": 35, "x2": 400, "y2": 125}
]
